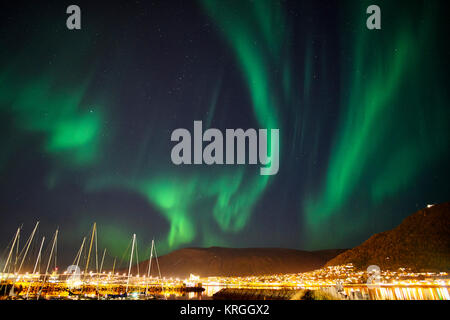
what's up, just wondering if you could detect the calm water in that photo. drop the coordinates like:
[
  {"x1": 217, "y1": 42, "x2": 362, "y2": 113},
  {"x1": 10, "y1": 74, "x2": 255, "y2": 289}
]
[
  {"x1": 163, "y1": 285, "x2": 450, "y2": 300},
  {"x1": 344, "y1": 286, "x2": 450, "y2": 300}
]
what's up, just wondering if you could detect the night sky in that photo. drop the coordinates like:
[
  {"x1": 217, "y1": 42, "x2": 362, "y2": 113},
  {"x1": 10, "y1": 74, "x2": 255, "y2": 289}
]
[{"x1": 0, "y1": 0, "x2": 449, "y2": 267}]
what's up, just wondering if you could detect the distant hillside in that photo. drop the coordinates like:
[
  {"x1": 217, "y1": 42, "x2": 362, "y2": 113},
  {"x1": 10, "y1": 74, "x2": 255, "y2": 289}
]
[
  {"x1": 131, "y1": 247, "x2": 346, "y2": 278},
  {"x1": 326, "y1": 202, "x2": 450, "y2": 271}
]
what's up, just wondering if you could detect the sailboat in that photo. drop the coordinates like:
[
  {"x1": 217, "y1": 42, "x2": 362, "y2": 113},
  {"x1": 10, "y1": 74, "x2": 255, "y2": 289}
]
[{"x1": 37, "y1": 228, "x2": 58, "y2": 300}]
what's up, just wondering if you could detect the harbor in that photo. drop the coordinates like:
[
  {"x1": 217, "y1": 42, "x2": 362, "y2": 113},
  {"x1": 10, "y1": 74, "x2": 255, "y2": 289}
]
[{"x1": 1, "y1": 221, "x2": 449, "y2": 300}]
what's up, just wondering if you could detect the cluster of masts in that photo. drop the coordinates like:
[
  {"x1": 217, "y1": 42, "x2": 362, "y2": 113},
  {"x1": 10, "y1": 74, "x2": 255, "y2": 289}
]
[{"x1": 1, "y1": 221, "x2": 163, "y2": 298}]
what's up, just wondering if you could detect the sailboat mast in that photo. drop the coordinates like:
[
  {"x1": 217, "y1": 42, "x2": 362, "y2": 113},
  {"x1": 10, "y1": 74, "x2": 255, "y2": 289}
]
[
  {"x1": 33, "y1": 237, "x2": 45, "y2": 275},
  {"x1": 3, "y1": 227, "x2": 20, "y2": 274},
  {"x1": 74, "y1": 237, "x2": 86, "y2": 268},
  {"x1": 96, "y1": 248, "x2": 106, "y2": 300},
  {"x1": 14, "y1": 230, "x2": 20, "y2": 273},
  {"x1": 99, "y1": 248, "x2": 106, "y2": 274},
  {"x1": 18, "y1": 221, "x2": 39, "y2": 273},
  {"x1": 26, "y1": 236, "x2": 45, "y2": 299},
  {"x1": 153, "y1": 240, "x2": 162, "y2": 279},
  {"x1": 126, "y1": 234, "x2": 136, "y2": 293},
  {"x1": 152, "y1": 240, "x2": 165, "y2": 300},
  {"x1": 145, "y1": 239, "x2": 154, "y2": 296},
  {"x1": 38, "y1": 229, "x2": 58, "y2": 300},
  {"x1": 84, "y1": 223, "x2": 96, "y2": 275},
  {"x1": 112, "y1": 257, "x2": 116, "y2": 275},
  {"x1": 95, "y1": 225, "x2": 99, "y2": 274}
]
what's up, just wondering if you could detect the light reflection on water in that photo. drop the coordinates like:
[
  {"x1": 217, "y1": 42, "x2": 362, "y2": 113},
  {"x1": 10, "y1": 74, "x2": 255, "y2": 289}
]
[
  {"x1": 165, "y1": 285, "x2": 224, "y2": 300},
  {"x1": 344, "y1": 286, "x2": 450, "y2": 300},
  {"x1": 165, "y1": 286, "x2": 450, "y2": 300}
]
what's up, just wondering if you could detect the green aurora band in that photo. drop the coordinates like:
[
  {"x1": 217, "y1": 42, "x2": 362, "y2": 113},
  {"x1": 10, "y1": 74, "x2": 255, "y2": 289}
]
[
  {"x1": 303, "y1": 0, "x2": 450, "y2": 248},
  {"x1": 0, "y1": 22, "x2": 106, "y2": 172},
  {"x1": 87, "y1": 0, "x2": 289, "y2": 253},
  {"x1": 0, "y1": 0, "x2": 449, "y2": 258},
  {"x1": 0, "y1": 76, "x2": 103, "y2": 167}
]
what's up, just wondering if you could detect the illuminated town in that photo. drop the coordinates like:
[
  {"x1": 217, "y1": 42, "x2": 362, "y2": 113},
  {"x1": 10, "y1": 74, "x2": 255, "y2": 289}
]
[
  {"x1": 1, "y1": 221, "x2": 449, "y2": 300},
  {"x1": 1, "y1": 263, "x2": 449, "y2": 300}
]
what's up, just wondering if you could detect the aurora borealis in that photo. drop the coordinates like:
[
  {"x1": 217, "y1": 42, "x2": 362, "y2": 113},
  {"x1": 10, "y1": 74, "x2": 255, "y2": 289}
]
[{"x1": 0, "y1": 0, "x2": 449, "y2": 266}]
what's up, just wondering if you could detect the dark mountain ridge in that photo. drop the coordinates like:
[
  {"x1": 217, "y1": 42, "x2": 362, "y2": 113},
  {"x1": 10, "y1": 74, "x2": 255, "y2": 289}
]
[
  {"x1": 326, "y1": 202, "x2": 450, "y2": 271},
  {"x1": 130, "y1": 247, "x2": 347, "y2": 278},
  {"x1": 128, "y1": 203, "x2": 449, "y2": 277}
]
